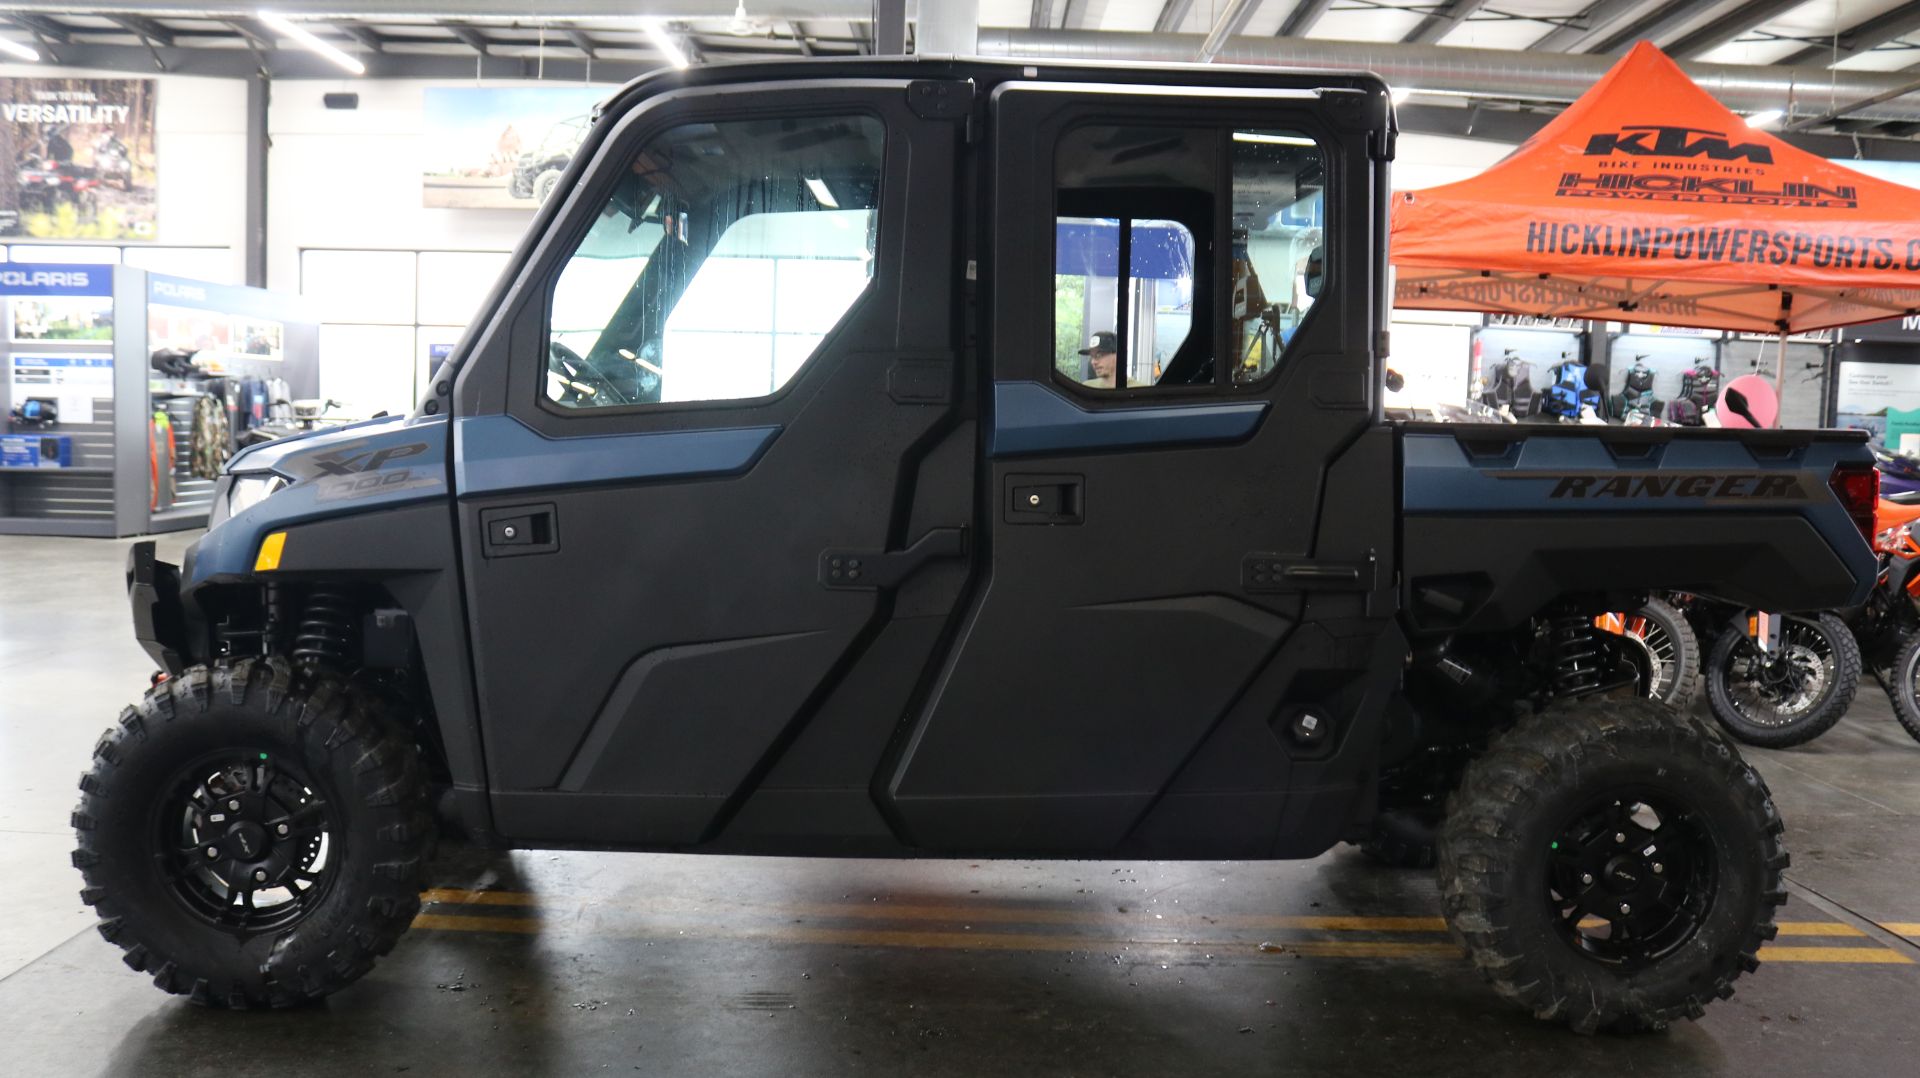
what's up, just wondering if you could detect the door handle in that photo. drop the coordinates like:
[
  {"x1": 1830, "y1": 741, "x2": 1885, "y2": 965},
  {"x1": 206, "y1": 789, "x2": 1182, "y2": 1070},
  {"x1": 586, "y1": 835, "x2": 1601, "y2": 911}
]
[
  {"x1": 480, "y1": 503, "x2": 558, "y2": 558},
  {"x1": 1005, "y1": 473, "x2": 1084, "y2": 524},
  {"x1": 820, "y1": 527, "x2": 967, "y2": 590}
]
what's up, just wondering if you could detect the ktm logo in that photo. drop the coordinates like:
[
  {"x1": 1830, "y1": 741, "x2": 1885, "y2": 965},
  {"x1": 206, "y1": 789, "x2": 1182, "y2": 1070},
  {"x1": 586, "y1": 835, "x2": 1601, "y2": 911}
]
[{"x1": 1583, "y1": 125, "x2": 1773, "y2": 164}]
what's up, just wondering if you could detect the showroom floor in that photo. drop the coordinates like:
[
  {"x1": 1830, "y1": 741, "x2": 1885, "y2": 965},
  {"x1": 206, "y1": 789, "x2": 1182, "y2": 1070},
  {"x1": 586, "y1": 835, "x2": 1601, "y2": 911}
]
[{"x1": 5, "y1": 534, "x2": 1920, "y2": 1076}]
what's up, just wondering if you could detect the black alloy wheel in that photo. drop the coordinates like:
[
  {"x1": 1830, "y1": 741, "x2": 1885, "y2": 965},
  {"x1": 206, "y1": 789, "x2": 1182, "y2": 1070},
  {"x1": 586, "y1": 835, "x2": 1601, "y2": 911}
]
[
  {"x1": 157, "y1": 750, "x2": 337, "y2": 932},
  {"x1": 1546, "y1": 791, "x2": 1715, "y2": 969}
]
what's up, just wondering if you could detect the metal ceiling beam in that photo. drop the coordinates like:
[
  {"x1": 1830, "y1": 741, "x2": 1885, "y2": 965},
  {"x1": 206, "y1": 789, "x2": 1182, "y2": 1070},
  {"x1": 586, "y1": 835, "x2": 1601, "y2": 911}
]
[
  {"x1": 1395, "y1": 100, "x2": 1920, "y2": 160},
  {"x1": 1030, "y1": 1, "x2": 1054, "y2": 30},
  {"x1": 979, "y1": 28, "x2": 1920, "y2": 123},
  {"x1": 8, "y1": 12, "x2": 66, "y2": 42},
  {"x1": 338, "y1": 24, "x2": 384, "y2": 53},
  {"x1": 1665, "y1": 0, "x2": 1807, "y2": 59},
  {"x1": 107, "y1": 14, "x2": 174, "y2": 47},
  {"x1": 1787, "y1": 74, "x2": 1920, "y2": 131},
  {"x1": 1060, "y1": 0, "x2": 1091, "y2": 30},
  {"x1": 1590, "y1": 0, "x2": 1722, "y2": 54},
  {"x1": 221, "y1": 17, "x2": 274, "y2": 52},
  {"x1": 1779, "y1": 1, "x2": 1920, "y2": 67},
  {"x1": 1154, "y1": 0, "x2": 1193, "y2": 33},
  {"x1": 1278, "y1": 0, "x2": 1332, "y2": 37},
  {"x1": 785, "y1": 20, "x2": 812, "y2": 57},
  {"x1": 1198, "y1": 0, "x2": 1265, "y2": 61},
  {"x1": 1404, "y1": 0, "x2": 1490, "y2": 46},
  {"x1": 445, "y1": 24, "x2": 490, "y2": 56},
  {"x1": 1532, "y1": 0, "x2": 1649, "y2": 52},
  {"x1": 563, "y1": 27, "x2": 596, "y2": 59},
  {"x1": 0, "y1": 39, "x2": 658, "y2": 80},
  {"x1": 0, "y1": 1, "x2": 874, "y2": 14}
]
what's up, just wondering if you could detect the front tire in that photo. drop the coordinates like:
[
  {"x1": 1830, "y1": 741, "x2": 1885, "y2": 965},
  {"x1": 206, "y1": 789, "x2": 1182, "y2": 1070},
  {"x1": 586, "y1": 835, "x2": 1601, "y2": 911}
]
[
  {"x1": 1705, "y1": 613, "x2": 1858, "y2": 748},
  {"x1": 1437, "y1": 697, "x2": 1786, "y2": 1033},
  {"x1": 1884, "y1": 630, "x2": 1920, "y2": 745},
  {"x1": 71, "y1": 660, "x2": 433, "y2": 1007}
]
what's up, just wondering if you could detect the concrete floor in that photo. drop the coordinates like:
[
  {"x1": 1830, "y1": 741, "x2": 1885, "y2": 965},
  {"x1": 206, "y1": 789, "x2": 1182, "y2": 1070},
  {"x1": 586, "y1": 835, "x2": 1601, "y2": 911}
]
[{"x1": 5, "y1": 532, "x2": 1920, "y2": 1075}]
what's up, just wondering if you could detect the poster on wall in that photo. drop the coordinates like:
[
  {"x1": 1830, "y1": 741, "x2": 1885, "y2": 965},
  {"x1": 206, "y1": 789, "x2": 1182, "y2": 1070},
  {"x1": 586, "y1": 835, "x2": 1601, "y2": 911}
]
[
  {"x1": 421, "y1": 85, "x2": 607, "y2": 210},
  {"x1": 1835, "y1": 361, "x2": 1920, "y2": 450},
  {"x1": 8, "y1": 294, "x2": 112, "y2": 342},
  {"x1": 10, "y1": 353, "x2": 113, "y2": 425},
  {"x1": 0, "y1": 78, "x2": 157, "y2": 240}
]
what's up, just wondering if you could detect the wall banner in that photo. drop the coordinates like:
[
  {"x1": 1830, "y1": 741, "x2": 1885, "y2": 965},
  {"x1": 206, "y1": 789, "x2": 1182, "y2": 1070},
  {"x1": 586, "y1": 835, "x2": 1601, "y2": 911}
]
[
  {"x1": 422, "y1": 85, "x2": 608, "y2": 210},
  {"x1": 0, "y1": 77, "x2": 157, "y2": 240}
]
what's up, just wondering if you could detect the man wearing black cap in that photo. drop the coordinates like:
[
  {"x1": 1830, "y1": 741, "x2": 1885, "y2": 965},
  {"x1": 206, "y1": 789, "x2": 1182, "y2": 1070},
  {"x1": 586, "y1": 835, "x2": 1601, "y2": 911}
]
[{"x1": 1079, "y1": 331, "x2": 1118, "y2": 389}]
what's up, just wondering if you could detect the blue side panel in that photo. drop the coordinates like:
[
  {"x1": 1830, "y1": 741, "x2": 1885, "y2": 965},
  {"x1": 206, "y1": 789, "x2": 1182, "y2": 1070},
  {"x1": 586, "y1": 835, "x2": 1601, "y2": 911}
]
[
  {"x1": 1401, "y1": 431, "x2": 1881, "y2": 604},
  {"x1": 188, "y1": 417, "x2": 451, "y2": 586},
  {"x1": 990, "y1": 381, "x2": 1269, "y2": 458},
  {"x1": 453, "y1": 414, "x2": 779, "y2": 498}
]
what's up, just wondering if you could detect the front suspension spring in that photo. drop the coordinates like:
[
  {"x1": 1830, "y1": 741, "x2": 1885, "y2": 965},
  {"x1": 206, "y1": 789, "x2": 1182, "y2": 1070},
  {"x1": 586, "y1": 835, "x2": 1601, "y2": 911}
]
[{"x1": 1550, "y1": 612, "x2": 1605, "y2": 697}]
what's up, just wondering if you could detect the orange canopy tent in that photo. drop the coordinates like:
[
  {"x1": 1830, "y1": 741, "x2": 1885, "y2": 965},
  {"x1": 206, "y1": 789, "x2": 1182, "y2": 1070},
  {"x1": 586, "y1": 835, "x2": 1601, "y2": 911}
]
[{"x1": 1391, "y1": 42, "x2": 1920, "y2": 335}]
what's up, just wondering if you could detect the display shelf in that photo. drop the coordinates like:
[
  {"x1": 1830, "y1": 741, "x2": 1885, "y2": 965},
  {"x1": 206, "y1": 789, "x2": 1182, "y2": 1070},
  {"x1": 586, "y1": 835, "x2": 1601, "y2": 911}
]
[
  {"x1": 0, "y1": 516, "x2": 117, "y2": 537},
  {"x1": 0, "y1": 466, "x2": 115, "y2": 476}
]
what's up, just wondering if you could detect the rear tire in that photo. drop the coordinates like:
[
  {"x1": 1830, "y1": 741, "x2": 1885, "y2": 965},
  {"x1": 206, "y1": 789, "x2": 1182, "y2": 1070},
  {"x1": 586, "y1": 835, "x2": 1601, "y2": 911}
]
[
  {"x1": 71, "y1": 660, "x2": 433, "y2": 1007},
  {"x1": 1885, "y1": 630, "x2": 1920, "y2": 745},
  {"x1": 1622, "y1": 598, "x2": 1700, "y2": 708},
  {"x1": 1705, "y1": 613, "x2": 1858, "y2": 748},
  {"x1": 1437, "y1": 697, "x2": 1786, "y2": 1033}
]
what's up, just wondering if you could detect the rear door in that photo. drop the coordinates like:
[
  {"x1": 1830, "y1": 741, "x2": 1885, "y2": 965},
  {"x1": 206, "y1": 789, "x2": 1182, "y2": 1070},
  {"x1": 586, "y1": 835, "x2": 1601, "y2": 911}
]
[
  {"x1": 450, "y1": 78, "x2": 973, "y2": 845},
  {"x1": 887, "y1": 80, "x2": 1396, "y2": 854}
]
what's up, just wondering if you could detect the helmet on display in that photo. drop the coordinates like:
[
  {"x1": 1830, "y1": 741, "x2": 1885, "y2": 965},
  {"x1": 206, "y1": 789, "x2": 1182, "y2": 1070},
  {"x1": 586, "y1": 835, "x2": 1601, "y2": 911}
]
[{"x1": 149, "y1": 347, "x2": 199, "y2": 378}]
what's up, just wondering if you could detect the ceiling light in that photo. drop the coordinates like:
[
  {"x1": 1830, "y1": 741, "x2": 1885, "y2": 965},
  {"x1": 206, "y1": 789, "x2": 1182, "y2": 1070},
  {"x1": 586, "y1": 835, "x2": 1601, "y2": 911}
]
[
  {"x1": 1746, "y1": 108, "x2": 1783, "y2": 128},
  {"x1": 0, "y1": 37, "x2": 39, "y2": 63},
  {"x1": 1391, "y1": 87, "x2": 1415, "y2": 106},
  {"x1": 643, "y1": 19, "x2": 690, "y2": 69},
  {"x1": 258, "y1": 11, "x2": 365, "y2": 75},
  {"x1": 805, "y1": 178, "x2": 838, "y2": 208},
  {"x1": 1233, "y1": 132, "x2": 1317, "y2": 147}
]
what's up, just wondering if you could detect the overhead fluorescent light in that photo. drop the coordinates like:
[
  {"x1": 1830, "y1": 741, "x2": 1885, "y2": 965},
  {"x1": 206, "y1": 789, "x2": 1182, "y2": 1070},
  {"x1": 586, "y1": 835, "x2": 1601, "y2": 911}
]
[
  {"x1": 1391, "y1": 87, "x2": 1414, "y2": 106},
  {"x1": 1233, "y1": 132, "x2": 1317, "y2": 147},
  {"x1": 642, "y1": 19, "x2": 690, "y2": 69},
  {"x1": 258, "y1": 11, "x2": 365, "y2": 75},
  {"x1": 1746, "y1": 108, "x2": 1783, "y2": 128},
  {"x1": 0, "y1": 37, "x2": 39, "y2": 63},
  {"x1": 804, "y1": 178, "x2": 838, "y2": 208}
]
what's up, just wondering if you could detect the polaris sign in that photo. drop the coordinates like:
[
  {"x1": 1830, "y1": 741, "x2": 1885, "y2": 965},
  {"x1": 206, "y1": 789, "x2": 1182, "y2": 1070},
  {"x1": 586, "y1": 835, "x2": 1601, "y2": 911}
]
[{"x1": 0, "y1": 263, "x2": 112, "y2": 297}]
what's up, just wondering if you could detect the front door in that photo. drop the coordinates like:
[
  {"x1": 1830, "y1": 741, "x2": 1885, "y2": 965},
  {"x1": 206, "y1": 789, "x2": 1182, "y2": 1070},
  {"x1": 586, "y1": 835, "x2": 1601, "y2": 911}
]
[
  {"x1": 887, "y1": 81, "x2": 1398, "y2": 855},
  {"x1": 451, "y1": 79, "x2": 972, "y2": 845}
]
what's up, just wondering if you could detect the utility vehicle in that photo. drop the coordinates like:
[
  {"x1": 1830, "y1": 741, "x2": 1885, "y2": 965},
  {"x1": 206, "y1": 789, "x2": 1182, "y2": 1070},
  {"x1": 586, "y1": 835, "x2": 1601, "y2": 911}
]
[{"x1": 76, "y1": 58, "x2": 1879, "y2": 1032}]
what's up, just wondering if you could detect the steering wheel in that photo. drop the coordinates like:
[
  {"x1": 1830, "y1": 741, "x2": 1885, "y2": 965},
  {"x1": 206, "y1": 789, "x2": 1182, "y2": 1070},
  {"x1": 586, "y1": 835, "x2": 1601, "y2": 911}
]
[{"x1": 546, "y1": 339, "x2": 629, "y2": 406}]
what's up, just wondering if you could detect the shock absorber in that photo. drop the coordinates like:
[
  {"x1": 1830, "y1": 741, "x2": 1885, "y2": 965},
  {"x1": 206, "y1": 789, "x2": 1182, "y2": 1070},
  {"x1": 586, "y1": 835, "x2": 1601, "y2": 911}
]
[
  {"x1": 1550, "y1": 610, "x2": 1605, "y2": 698},
  {"x1": 291, "y1": 587, "x2": 357, "y2": 673}
]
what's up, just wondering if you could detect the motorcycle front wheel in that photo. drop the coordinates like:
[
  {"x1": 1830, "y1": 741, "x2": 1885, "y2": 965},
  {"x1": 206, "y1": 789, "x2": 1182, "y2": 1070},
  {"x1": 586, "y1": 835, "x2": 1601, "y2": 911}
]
[{"x1": 1706, "y1": 613, "x2": 1859, "y2": 748}]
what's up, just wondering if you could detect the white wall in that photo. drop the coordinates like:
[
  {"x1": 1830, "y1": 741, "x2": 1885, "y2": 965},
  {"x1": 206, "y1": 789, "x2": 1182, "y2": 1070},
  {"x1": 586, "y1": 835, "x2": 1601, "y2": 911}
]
[
  {"x1": 1393, "y1": 133, "x2": 1517, "y2": 191},
  {"x1": 266, "y1": 78, "x2": 608, "y2": 294},
  {"x1": 0, "y1": 63, "x2": 247, "y2": 281}
]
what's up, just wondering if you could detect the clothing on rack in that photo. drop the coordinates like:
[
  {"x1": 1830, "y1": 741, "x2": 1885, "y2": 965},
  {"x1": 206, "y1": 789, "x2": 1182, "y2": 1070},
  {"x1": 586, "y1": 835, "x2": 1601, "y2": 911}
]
[
  {"x1": 149, "y1": 410, "x2": 175, "y2": 512},
  {"x1": 190, "y1": 392, "x2": 230, "y2": 479}
]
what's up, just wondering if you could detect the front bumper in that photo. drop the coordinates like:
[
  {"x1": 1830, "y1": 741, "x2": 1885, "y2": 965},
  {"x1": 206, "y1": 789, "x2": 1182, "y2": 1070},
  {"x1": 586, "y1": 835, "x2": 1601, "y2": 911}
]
[{"x1": 127, "y1": 541, "x2": 187, "y2": 675}]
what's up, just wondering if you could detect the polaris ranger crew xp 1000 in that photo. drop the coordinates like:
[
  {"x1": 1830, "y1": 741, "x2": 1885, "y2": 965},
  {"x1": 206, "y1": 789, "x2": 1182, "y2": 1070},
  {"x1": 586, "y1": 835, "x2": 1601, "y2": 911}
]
[{"x1": 80, "y1": 59, "x2": 1881, "y2": 1033}]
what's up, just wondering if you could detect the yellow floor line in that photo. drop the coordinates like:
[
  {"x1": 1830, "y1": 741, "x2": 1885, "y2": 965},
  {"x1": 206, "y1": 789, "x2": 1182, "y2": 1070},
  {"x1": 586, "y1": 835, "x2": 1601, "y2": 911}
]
[
  {"x1": 418, "y1": 890, "x2": 1870, "y2": 942},
  {"x1": 1877, "y1": 923, "x2": 1920, "y2": 937},
  {"x1": 409, "y1": 910, "x2": 1913, "y2": 965},
  {"x1": 1760, "y1": 946, "x2": 1911, "y2": 964}
]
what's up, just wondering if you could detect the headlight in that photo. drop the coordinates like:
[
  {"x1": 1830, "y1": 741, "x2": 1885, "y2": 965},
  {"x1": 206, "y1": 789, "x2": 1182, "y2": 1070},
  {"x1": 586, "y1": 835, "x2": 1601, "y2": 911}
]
[{"x1": 227, "y1": 473, "x2": 288, "y2": 518}]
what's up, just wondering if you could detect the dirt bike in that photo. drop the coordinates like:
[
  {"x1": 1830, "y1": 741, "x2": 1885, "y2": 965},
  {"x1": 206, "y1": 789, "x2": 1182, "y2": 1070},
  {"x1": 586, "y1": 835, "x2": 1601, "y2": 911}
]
[{"x1": 1867, "y1": 493, "x2": 1920, "y2": 743}]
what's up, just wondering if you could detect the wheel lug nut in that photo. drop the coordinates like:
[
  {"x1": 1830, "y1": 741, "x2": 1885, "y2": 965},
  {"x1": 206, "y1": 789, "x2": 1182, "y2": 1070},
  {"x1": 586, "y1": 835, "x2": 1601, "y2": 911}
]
[
  {"x1": 227, "y1": 800, "x2": 240, "y2": 812},
  {"x1": 1620, "y1": 903, "x2": 1632, "y2": 915},
  {"x1": 1614, "y1": 832, "x2": 1626, "y2": 844},
  {"x1": 1652, "y1": 863, "x2": 1663, "y2": 874},
  {"x1": 205, "y1": 847, "x2": 220, "y2": 859},
  {"x1": 1581, "y1": 873, "x2": 1594, "y2": 886},
  {"x1": 253, "y1": 869, "x2": 268, "y2": 883}
]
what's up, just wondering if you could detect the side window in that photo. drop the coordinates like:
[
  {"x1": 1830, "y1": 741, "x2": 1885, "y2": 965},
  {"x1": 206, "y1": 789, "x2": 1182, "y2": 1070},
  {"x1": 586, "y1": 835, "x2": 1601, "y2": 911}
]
[
  {"x1": 545, "y1": 114, "x2": 884, "y2": 409},
  {"x1": 1049, "y1": 123, "x2": 1326, "y2": 392},
  {"x1": 1231, "y1": 130, "x2": 1326, "y2": 384},
  {"x1": 1053, "y1": 125, "x2": 1210, "y2": 391}
]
